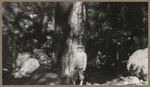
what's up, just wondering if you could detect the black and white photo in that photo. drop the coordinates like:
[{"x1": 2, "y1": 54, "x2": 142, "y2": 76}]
[{"x1": 2, "y1": 1, "x2": 148, "y2": 85}]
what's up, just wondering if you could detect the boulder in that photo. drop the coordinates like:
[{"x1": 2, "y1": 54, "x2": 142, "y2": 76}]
[
  {"x1": 12, "y1": 58, "x2": 40, "y2": 78},
  {"x1": 127, "y1": 48, "x2": 148, "y2": 81},
  {"x1": 104, "y1": 76, "x2": 147, "y2": 85},
  {"x1": 16, "y1": 52, "x2": 32, "y2": 67}
]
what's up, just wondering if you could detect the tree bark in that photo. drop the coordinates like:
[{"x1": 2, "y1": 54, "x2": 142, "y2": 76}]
[{"x1": 59, "y1": 2, "x2": 87, "y2": 84}]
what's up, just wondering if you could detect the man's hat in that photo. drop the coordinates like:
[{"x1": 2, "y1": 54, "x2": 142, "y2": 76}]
[{"x1": 77, "y1": 45, "x2": 84, "y2": 48}]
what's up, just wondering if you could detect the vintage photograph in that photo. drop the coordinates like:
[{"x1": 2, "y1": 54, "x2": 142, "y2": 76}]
[{"x1": 2, "y1": 2, "x2": 148, "y2": 85}]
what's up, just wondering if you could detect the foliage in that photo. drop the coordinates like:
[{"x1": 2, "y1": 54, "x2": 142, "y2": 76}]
[
  {"x1": 2, "y1": 2, "x2": 148, "y2": 83},
  {"x1": 85, "y1": 2, "x2": 148, "y2": 74},
  {"x1": 2, "y1": 2, "x2": 56, "y2": 71}
]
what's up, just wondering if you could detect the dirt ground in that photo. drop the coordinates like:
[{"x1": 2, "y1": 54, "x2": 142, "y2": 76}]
[{"x1": 3, "y1": 67, "x2": 116, "y2": 85}]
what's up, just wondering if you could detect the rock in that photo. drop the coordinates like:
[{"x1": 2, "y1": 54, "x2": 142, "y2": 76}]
[
  {"x1": 104, "y1": 76, "x2": 142, "y2": 85},
  {"x1": 127, "y1": 48, "x2": 148, "y2": 81},
  {"x1": 12, "y1": 52, "x2": 32, "y2": 77},
  {"x1": 93, "y1": 83, "x2": 100, "y2": 85},
  {"x1": 16, "y1": 52, "x2": 32, "y2": 67},
  {"x1": 48, "y1": 82, "x2": 55, "y2": 85},
  {"x1": 124, "y1": 76, "x2": 140, "y2": 84},
  {"x1": 44, "y1": 73, "x2": 58, "y2": 79},
  {"x1": 86, "y1": 82, "x2": 92, "y2": 85},
  {"x1": 13, "y1": 58, "x2": 40, "y2": 78}
]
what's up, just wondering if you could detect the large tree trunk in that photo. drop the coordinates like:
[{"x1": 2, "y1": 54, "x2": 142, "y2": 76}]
[{"x1": 59, "y1": 2, "x2": 87, "y2": 84}]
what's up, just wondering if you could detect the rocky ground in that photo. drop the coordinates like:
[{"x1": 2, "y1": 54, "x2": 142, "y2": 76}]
[
  {"x1": 3, "y1": 48, "x2": 148, "y2": 85},
  {"x1": 3, "y1": 67, "x2": 147, "y2": 85},
  {"x1": 3, "y1": 68, "x2": 59, "y2": 85}
]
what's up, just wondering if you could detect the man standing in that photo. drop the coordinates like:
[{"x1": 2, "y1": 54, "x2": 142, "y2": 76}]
[{"x1": 72, "y1": 45, "x2": 87, "y2": 85}]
